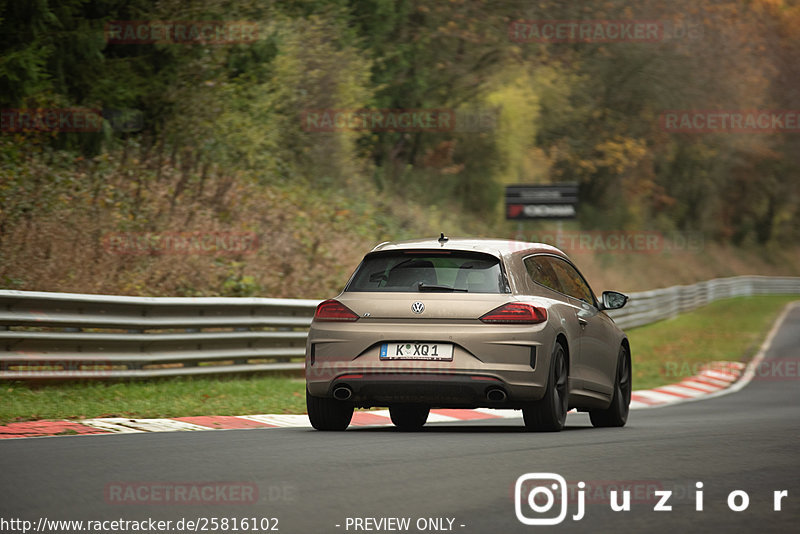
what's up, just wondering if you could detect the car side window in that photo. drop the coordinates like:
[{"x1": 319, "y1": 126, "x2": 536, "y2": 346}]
[
  {"x1": 548, "y1": 257, "x2": 596, "y2": 305},
  {"x1": 523, "y1": 256, "x2": 561, "y2": 293}
]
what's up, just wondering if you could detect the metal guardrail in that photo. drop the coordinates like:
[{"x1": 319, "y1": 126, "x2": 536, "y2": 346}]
[
  {"x1": 604, "y1": 275, "x2": 800, "y2": 329},
  {"x1": 0, "y1": 291, "x2": 319, "y2": 379},
  {"x1": 1, "y1": 275, "x2": 799, "y2": 379}
]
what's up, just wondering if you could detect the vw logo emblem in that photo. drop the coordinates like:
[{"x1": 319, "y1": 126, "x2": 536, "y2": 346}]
[{"x1": 411, "y1": 302, "x2": 425, "y2": 314}]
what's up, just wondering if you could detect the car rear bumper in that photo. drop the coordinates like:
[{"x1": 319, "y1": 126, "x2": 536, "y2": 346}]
[
  {"x1": 305, "y1": 318, "x2": 558, "y2": 408},
  {"x1": 307, "y1": 371, "x2": 547, "y2": 409}
]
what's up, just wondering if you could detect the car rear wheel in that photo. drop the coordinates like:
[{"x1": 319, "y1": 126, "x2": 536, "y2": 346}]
[
  {"x1": 389, "y1": 404, "x2": 430, "y2": 431},
  {"x1": 306, "y1": 390, "x2": 354, "y2": 431},
  {"x1": 589, "y1": 345, "x2": 631, "y2": 428},
  {"x1": 523, "y1": 341, "x2": 568, "y2": 432}
]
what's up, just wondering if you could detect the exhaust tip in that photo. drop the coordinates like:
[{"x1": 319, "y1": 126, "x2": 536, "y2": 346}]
[
  {"x1": 333, "y1": 386, "x2": 353, "y2": 401},
  {"x1": 486, "y1": 388, "x2": 507, "y2": 402}
]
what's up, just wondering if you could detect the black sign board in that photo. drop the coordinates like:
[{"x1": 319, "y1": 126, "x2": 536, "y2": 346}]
[{"x1": 505, "y1": 183, "x2": 579, "y2": 220}]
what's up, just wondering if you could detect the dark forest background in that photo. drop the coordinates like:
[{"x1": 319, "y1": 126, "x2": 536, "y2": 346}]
[{"x1": 1, "y1": 0, "x2": 799, "y2": 297}]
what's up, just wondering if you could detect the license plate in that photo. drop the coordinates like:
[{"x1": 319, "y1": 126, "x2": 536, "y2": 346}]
[{"x1": 380, "y1": 342, "x2": 454, "y2": 361}]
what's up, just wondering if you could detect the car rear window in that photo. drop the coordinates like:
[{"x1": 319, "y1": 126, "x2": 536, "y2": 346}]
[{"x1": 346, "y1": 251, "x2": 509, "y2": 293}]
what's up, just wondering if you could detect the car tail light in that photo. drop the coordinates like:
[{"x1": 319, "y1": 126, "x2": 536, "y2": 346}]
[
  {"x1": 314, "y1": 299, "x2": 359, "y2": 322},
  {"x1": 479, "y1": 303, "x2": 547, "y2": 324}
]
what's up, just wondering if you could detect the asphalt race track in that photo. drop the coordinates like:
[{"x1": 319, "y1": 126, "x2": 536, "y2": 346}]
[{"x1": 1, "y1": 306, "x2": 798, "y2": 534}]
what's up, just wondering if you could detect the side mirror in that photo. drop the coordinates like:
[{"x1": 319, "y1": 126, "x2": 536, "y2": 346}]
[{"x1": 601, "y1": 290, "x2": 629, "y2": 310}]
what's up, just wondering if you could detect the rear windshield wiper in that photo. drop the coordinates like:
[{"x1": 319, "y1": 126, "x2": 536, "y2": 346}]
[{"x1": 417, "y1": 282, "x2": 467, "y2": 292}]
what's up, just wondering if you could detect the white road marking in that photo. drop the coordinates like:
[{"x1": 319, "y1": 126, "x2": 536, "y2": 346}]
[
  {"x1": 364, "y1": 409, "x2": 392, "y2": 418},
  {"x1": 472, "y1": 408, "x2": 520, "y2": 418},
  {"x1": 81, "y1": 418, "x2": 210, "y2": 433},
  {"x1": 424, "y1": 412, "x2": 462, "y2": 423},
  {"x1": 691, "y1": 375, "x2": 733, "y2": 387},
  {"x1": 655, "y1": 384, "x2": 708, "y2": 398},
  {"x1": 701, "y1": 369, "x2": 740, "y2": 382},
  {"x1": 239, "y1": 414, "x2": 312, "y2": 427},
  {"x1": 631, "y1": 389, "x2": 691, "y2": 403},
  {"x1": 79, "y1": 419, "x2": 146, "y2": 433},
  {"x1": 678, "y1": 380, "x2": 721, "y2": 392},
  {"x1": 691, "y1": 301, "x2": 799, "y2": 402}
]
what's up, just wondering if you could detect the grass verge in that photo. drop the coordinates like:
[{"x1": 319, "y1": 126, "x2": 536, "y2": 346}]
[
  {"x1": 0, "y1": 374, "x2": 306, "y2": 425},
  {"x1": 628, "y1": 295, "x2": 798, "y2": 390},
  {"x1": 0, "y1": 295, "x2": 796, "y2": 424}
]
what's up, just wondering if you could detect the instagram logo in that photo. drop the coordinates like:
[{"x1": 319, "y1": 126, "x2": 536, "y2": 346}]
[
  {"x1": 515, "y1": 473, "x2": 573, "y2": 525},
  {"x1": 514, "y1": 473, "x2": 789, "y2": 523}
]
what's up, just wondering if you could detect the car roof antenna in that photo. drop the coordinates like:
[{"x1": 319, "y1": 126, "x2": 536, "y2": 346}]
[{"x1": 438, "y1": 232, "x2": 449, "y2": 245}]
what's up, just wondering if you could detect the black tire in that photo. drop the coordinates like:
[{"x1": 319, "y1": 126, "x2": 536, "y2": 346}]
[
  {"x1": 589, "y1": 345, "x2": 631, "y2": 428},
  {"x1": 389, "y1": 404, "x2": 430, "y2": 431},
  {"x1": 523, "y1": 341, "x2": 569, "y2": 432},
  {"x1": 306, "y1": 389, "x2": 354, "y2": 431}
]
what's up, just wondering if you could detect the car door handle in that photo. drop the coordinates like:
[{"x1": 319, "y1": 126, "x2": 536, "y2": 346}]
[{"x1": 577, "y1": 316, "x2": 588, "y2": 326}]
